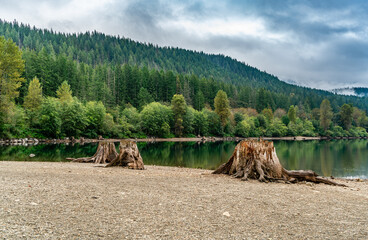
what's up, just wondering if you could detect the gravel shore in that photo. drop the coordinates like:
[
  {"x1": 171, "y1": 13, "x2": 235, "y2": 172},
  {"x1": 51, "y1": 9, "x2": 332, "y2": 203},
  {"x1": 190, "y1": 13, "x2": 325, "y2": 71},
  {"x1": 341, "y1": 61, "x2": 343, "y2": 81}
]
[{"x1": 1, "y1": 161, "x2": 367, "y2": 239}]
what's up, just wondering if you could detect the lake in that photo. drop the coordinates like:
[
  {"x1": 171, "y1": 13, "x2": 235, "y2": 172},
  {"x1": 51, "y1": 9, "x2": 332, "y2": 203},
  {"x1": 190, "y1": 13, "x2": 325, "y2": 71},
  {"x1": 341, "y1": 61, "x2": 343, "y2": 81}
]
[{"x1": 1, "y1": 140, "x2": 367, "y2": 179}]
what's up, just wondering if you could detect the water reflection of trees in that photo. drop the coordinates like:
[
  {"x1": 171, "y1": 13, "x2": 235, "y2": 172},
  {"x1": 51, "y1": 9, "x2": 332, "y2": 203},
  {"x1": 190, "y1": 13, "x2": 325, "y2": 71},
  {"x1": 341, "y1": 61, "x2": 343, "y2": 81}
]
[
  {"x1": 275, "y1": 140, "x2": 368, "y2": 177},
  {"x1": 0, "y1": 143, "x2": 98, "y2": 162},
  {"x1": 138, "y1": 141, "x2": 236, "y2": 169},
  {"x1": 2, "y1": 140, "x2": 367, "y2": 178}
]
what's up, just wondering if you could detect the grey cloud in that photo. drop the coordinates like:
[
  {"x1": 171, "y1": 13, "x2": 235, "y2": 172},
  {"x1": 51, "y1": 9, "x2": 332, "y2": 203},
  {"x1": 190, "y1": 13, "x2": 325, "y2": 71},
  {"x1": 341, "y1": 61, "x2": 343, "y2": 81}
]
[{"x1": 1, "y1": 0, "x2": 368, "y2": 89}]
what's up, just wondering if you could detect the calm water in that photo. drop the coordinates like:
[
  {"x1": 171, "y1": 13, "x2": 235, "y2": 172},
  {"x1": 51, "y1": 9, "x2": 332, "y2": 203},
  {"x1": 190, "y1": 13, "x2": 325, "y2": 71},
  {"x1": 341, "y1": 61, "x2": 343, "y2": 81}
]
[{"x1": 1, "y1": 140, "x2": 368, "y2": 178}]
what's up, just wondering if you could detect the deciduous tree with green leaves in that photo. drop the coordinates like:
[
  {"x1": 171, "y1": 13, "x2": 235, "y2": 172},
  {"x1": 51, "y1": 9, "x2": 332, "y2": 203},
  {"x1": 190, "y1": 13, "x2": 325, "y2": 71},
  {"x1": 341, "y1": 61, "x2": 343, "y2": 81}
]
[
  {"x1": 0, "y1": 37, "x2": 24, "y2": 107},
  {"x1": 0, "y1": 36, "x2": 25, "y2": 133},
  {"x1": 214, "y1": 90, "x2": 231, "y2": 127}
]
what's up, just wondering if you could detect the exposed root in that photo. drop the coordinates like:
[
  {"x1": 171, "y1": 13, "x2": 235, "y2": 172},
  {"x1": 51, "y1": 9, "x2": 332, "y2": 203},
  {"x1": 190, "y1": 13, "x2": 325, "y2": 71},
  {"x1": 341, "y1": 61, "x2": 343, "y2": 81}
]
[
  {"x1": 105, "y1": 141, "x2": 144, "y2": 170},
  {"x1": 68, "y1": 141, "x2": 144, "y2": 170},
  {"x1": 213, "y1": 139, "x2": 346, "y2": 187},
  {"x1": 67, "y1": 142, "x2": 117, "y2": 164}
]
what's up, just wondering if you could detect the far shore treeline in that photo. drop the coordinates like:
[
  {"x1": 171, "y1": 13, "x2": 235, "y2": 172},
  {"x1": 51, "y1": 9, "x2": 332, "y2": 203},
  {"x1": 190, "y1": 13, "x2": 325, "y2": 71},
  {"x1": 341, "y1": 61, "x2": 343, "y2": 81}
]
[{"x1": 1, "y1": 20, "x2": 368, "y2": 139}]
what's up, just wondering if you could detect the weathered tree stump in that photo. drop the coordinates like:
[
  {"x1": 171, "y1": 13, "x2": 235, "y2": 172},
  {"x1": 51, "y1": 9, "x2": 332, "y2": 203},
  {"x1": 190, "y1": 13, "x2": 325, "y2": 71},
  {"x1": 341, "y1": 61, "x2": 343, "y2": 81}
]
[
  {"x1": 67, "y1": 141, "x2": 118, "y2": 164},
  {"x1": 67, "y1": 140, "x2": 144, "y2": 170},
  {"x1": 105, "y1": 141, "x2": 144, "y2": 169},
  {"x1": 213, "y1": 139, "x2": 346, "y2": 186}
]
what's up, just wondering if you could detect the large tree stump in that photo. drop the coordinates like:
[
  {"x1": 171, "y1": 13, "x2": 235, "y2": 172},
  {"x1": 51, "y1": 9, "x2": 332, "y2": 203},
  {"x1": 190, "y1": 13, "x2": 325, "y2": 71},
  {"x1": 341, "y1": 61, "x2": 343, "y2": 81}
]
[
  {"x1": 67, "y1": 141, "x2": 118, "y2": 164},
  {"x1": 105, "y1": 141, "x2": 144, "y2": 169},
  {"x1": 213, "y1": 139, "x2": 346, "y2": 186}
]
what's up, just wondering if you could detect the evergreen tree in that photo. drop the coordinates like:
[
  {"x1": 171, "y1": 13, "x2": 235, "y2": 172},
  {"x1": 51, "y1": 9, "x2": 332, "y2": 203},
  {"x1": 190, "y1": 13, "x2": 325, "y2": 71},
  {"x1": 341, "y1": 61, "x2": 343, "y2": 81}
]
[
  {"x1": 339, "y1": 104, "x2": 353, "y2": 130},
  {"x1": 24, "y1": 77, "x2": 42, "y2": 111},
  {"x1": 171, "y1": 94, "x2": 187, "y2": 137},
  {"x1": 288, "y1": 105, "x2": 297, "y2": 123},
  {"x1": 56, "y1": 81, "x2": 73, "y2": 103},
  {"x1": 319, "y1": 99, "x2": 333, "y2": 131},
  {"x1": 137, "y1": 87, "x2": 154, "y2": 110},
  {"x1": 194, "y1": 90, "x2": 205, "y2": 110}
]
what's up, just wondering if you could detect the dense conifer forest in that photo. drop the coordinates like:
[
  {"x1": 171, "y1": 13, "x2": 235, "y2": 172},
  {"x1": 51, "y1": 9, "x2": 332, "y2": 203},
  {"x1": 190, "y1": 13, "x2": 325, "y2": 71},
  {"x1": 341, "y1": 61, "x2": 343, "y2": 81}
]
[{"x1": 1, "y1": 19, "x2": 368, "y2": 139}]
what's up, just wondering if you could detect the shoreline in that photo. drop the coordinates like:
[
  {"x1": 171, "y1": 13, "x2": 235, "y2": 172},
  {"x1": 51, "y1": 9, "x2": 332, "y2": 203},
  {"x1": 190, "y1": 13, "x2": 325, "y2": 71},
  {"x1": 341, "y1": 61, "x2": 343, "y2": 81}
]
[
  {"x1": 1, "y1": 135, "x2": 368, "y2": 146},
  {"x1": 1, "y1": 161, "x2": 367, "y2": 239}
]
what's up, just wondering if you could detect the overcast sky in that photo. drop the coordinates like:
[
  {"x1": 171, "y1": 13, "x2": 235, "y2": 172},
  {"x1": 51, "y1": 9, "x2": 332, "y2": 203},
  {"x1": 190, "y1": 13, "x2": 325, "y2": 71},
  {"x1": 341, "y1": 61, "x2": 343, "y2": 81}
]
[{"x1": 1, "y1": 0, "x2": 368, "y2": 90}]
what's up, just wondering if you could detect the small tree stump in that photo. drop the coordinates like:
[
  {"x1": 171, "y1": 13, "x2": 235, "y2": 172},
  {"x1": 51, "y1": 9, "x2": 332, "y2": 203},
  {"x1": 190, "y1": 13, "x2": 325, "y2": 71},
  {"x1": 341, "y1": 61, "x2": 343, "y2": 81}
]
[
  {"x1": 105, "y1": 141, "x2": 144, "y2": 169},
  {"x1": 67, "y1": 141, "x2": 118, "y2": 164},
  {"x1": 213, "y1": 139, "x2": 346, "y2": 186}
]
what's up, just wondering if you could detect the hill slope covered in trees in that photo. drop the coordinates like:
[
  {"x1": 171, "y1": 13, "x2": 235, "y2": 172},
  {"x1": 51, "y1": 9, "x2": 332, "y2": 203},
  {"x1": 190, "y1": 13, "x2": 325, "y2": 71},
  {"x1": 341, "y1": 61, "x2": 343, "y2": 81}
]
[
  {"x1": 1, "y1": 19, "x2": 368, "y2": 139},
  {"x1": 1, "y1": 19, "x2": 367, "y2": 112}
]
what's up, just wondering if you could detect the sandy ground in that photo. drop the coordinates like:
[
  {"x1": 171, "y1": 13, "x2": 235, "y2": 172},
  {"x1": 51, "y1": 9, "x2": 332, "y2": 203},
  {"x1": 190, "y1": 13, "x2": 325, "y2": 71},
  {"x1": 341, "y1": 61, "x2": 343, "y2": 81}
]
[{"x1": 1, "y1": 161, "x2": 368, "y2": 239}]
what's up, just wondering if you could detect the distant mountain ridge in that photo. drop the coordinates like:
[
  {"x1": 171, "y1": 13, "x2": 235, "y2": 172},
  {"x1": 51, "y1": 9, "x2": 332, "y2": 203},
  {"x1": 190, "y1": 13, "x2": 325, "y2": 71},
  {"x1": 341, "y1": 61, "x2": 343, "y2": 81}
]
[{"x1": 1, "y1": 19, "x2": 368, "y2": 112}]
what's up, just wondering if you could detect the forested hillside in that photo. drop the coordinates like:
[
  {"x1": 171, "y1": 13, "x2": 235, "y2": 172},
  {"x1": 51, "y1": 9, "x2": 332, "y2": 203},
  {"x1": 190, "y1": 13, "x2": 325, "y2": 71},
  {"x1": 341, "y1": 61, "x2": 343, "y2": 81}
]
[
  {"x1": 1, "y1": 19, "x2": 368, "y2": 139},
  {"x1": 1, "y1": 19, "x2": 367, "y2": 112}
]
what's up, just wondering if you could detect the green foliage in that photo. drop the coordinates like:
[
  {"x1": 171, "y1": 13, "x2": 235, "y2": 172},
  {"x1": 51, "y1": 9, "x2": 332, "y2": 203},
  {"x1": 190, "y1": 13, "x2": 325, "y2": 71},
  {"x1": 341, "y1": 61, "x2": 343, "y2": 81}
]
[
  {"x1": 233, "y1": 112, "x2": 245, "y2": 124},
  {"x1": 24, "y1": 77, "x2": 42, "y2": 111},
  {"x1": 287, "y1": 119, "x2": 304, "y2": 136},
  {"x1": 203, "y1": 108, "x2": 223, "y2": 136},
  {"x1": 85, "y1": 101, "x2": 106, "y2": 138},
  {"x1": 2, "y1": 21, "x2": 368, "y2": 139},
  {"x1": 332, "y1": 125, "x2": 347, "y2": 137},
  {"x1": 193, "y1": 110, "x2": 208, "y2": 136},
  {"x1": 261, "y1": 108, "x2": 273, "y2": 123},
  {"x1": 0, "y1": 36, "x2": 25, "y2": 137},
  {"x1": 319, "y1": 99, "x2": 333, "y2": 131},
  {"x1": 60, "y1": 98, "x2": 87, "y2": 137},
  {"x1": 138, "y1": 87, "x2": 154, "y2": 110},
  {"x1": 160, "y1": 122, "x2": 171, "y2": 138},
  {"x1": 256, "y1": 114, "x2": 268, "y2": 129},
  {"x1": 0, "y1": 36, "x2": 25, "y2": 110},
  {"x1": 265, "y1": 118, "x2": 288, "y2": 137},
  {"x1": 235, "y1": 120, "x2": 251, "y2": 137},
  {"x1": 56, "y1": 81, "x2": 73, "y2": 103},
  {"x1": 214, "y1": 90, "x2": 231, "y2": 126},
  {"x1": 122, "y1": 106, "x2": 141, "y2": 133},
  {"x1": 301, "y1": 120, "x2": 316, "y2": 137},
  {"x1": 339, "y1": 104, "x2": 353, "y2": 130},
  {"x1": 288, "y1": 105, "x2": 297, "y2": 123},
  {"x1": 101, "y1": 113, "x2": 124, "y2": 138},
  {"x1": 140, "y1": 102, "x2": 172, "y2": 137},
  {"x1": 183, "y1": 106, "x2": 195, "y2": 135},
  {"x1": 0, "y1": 105, "x2": 27, "y2": 138},
  {"x1": 349, "y1": 127, "x2": 368, "y2": 137},
  {"x1": 171, "y1": 94, "x2": 187, "y2": 137},
  {"x1": 39, "y1": 97, "x2": 62, "y2": 138}
]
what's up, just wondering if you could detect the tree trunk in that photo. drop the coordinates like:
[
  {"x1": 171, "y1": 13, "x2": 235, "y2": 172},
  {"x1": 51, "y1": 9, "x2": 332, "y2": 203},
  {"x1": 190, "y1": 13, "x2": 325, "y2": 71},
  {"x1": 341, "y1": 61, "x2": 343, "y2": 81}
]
[
  {"x1": 67, "y1": 141, "x2": 118, "y2": 164},
  {"x1": 105, "y1": 140, "x2": 144, "y2": 169},
  {"x1": 213, "y1": 139, "x2": 346, "y2": 186}
]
